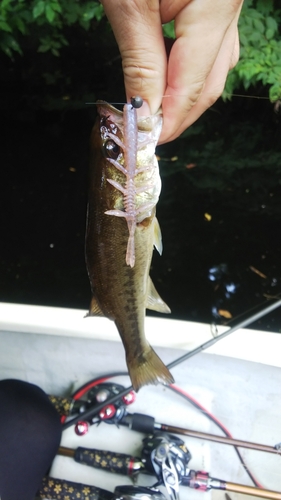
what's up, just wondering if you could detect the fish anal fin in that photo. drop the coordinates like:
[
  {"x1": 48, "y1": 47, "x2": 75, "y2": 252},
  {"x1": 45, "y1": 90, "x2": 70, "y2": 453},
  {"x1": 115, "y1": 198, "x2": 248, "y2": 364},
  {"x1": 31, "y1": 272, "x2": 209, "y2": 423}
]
[
  {"x1": 153, "y1": 218, "x2": 163, "y2": 255},
  {"x1": 86, "y1": 296, "x2": 104, "y2": 317},
  {"x1": 127, "y1": 345, "x2": 174, "y2": 392},
  {"x1": 146, "y1": 277, "x2": 171, "y2": 314}
]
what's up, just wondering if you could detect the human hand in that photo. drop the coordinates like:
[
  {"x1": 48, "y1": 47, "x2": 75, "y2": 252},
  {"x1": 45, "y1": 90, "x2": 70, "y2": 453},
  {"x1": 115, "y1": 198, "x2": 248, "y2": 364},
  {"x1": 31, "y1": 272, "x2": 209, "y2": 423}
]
[{"x1": 101, "y1": 0, "x2": 243, "y2": 144}]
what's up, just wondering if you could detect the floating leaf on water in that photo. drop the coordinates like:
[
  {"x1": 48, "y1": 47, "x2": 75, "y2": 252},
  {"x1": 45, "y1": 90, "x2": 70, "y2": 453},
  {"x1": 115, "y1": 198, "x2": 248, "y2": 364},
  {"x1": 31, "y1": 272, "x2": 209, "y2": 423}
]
[
  {"x1": 218, "y1": 309, "x2": 232, "y2": 319},
  {"x1": 249, "y1": 265, "x2": 267, "y2": 279},
  {"x1": 157, "y1": 155, "x2": 178, "y2": 162}
]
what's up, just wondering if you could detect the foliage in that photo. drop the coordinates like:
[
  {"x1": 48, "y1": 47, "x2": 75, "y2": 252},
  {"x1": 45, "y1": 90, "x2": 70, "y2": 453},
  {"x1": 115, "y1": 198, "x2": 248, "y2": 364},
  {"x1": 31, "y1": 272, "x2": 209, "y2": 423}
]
[
  {"x1": 162, "y1": 0, "x2": 281, "y2": 102},
  {"x1": 0, "y1": 0, "x2": 104, "y2": 57},
  {"x1": 223, "y1": 0, "x2": 281, "y2": 102},
  {"x1": 162, "y1": 20, "x2": 175, "y2": 39},
  {"x1": 1, "y1": 0, "x2": 281, "y2": 110}
]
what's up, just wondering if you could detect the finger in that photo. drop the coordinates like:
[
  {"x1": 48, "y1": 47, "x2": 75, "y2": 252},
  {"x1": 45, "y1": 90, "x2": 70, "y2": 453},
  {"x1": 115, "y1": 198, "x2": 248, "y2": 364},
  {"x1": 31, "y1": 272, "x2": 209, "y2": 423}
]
[
  {"x1": 160, "y1": 0, "x2": 243, "y2": 24},
  {"x1": 101, "y1": 0, "x2": 166, "y2": 116},
  {"x1": 159, "y1": 3, "x2": 242, "y2": 143},
  {"x1": 159, "y1": 25, "x2": 239, "y2": 143}
]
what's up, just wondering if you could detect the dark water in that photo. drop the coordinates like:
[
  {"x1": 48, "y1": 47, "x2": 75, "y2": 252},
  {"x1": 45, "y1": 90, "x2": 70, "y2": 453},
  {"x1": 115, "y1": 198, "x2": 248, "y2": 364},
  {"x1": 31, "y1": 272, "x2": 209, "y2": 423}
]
[
  {"x1": 1, "y1": 38, "x2": 281, "y2": 333},
  {"x1": 1, "y1": 105, "x2": 281, "y2": 334}
]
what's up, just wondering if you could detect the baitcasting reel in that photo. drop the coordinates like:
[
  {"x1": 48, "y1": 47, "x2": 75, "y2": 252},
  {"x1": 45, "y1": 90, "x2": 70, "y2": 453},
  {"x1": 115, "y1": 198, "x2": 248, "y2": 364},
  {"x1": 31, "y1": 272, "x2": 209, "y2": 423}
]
[
  {"x1": 71, "y1": 382, "x2": 136, "y2": 434},
  {"x1": 114, "y1": 485, "x2": 166, "y2": 500},
  {"x1": 142, "y1": 433, "x2": 192, "y2": 500},
  {"x1": 88, "y1": 383, "x2": 135, "y2": 426}
]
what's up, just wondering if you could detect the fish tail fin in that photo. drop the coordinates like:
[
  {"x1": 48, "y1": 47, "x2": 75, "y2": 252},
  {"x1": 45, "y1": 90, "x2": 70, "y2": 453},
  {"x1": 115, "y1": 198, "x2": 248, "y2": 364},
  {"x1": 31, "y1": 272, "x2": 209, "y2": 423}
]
[{"x1": 127, "y1": 345, "x2": 174, "y2": 392}]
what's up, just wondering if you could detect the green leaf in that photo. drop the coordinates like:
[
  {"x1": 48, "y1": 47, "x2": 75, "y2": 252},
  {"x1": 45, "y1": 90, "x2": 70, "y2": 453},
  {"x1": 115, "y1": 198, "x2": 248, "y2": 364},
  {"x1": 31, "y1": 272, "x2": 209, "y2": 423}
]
[
  {"x1": 163, "y1": 20, "x2": 175, "y2": 39},
  {"x1": 38, "y1": 44, "x2": 50, "y2": 52},
  {"x1": 265, "y1": 28, "x2": 274, "y2": 40},
  {"x1": 266, "y1": 16, "x2": 277, "y2": 32},
  {"x1": 79, "y1": 19, "x2": 90, "y2": 30},
  {"x1": 32, "y1": 1, "x2": 45, "y2": 19},
  {"x1": 253, "y1": 18, "x2": 265, "y2": 33},
  {"x1": 51, "y1": 47, "x2": 59, "y2": 56},
  {"x1": 64, "y1": 11, "x2": 78, "y2": 24},
  {"x1": 45, "y1": 4, "x2": 55, "y2": 22},
  {"x1": 0, "y1": 0, "x2": 12, "y2": 9},
  {"x1": 15, "y1": 17, "x2": 26, "y2": 34},
  {"x1": 1, "y1": 33, "x2": 22, "y2": 54},
  {"x1": 93, "y1": 4, "x2": 104, "y2": 21},
  {"x1": 256, "y1": 0, "x2": 273, "y2": 15},
  {"x1": 249, "y1": 31, "x2": 262, "y2": 43},
  {"x1": 269, "y1": 84, "x2": 281, "y2": 102},
  {"x1": 0, "y1": 20, "x2": 12, "y2": 32},
  {"x1": 51, "y1": 2, "x2": 62, "y2": 13}
]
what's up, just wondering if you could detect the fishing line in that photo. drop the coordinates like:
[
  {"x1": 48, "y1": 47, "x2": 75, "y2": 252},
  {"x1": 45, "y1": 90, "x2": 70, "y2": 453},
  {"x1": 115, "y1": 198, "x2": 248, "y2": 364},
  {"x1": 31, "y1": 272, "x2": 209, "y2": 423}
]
[
  {"x1": 85, "y1": 92, "x2": 275, "y2": 106},
  {"x1": 86, "y1": 96, "x2": 143, "y2": 107},
  {"x1": 62, "y1": 296, "x2": 281, "y2": 430},
  {"x1": 161, "y1": 93, "x2": 273, "y2": 101}
]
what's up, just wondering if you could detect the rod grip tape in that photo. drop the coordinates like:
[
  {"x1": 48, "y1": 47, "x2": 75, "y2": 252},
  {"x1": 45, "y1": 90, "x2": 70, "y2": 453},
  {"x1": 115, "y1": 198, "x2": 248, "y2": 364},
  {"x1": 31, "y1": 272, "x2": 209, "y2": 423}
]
[
  {"x1": 75, "y1": 447, "x2": 132, "y2": 475},
  {"x1": 48, "y1": 395, "x2": 72, "y2": 417},
  {"x1": 38, "y1": 476, "x2": 112, "y2": 500}
]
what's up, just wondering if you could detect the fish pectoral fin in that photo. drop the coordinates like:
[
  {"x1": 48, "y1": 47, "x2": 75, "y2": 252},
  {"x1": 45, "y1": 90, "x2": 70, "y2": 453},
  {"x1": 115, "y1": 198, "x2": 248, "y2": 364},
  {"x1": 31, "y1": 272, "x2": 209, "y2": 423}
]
[
  {"x1": 153, "y1": 218, "x2": 163, "y2": 255},
  {"x1": 87, "y1": 296, "x2": 104, "y2": 317},
  {"x1": 146, "y1": 278, "x2": 171, "y2": 314}
]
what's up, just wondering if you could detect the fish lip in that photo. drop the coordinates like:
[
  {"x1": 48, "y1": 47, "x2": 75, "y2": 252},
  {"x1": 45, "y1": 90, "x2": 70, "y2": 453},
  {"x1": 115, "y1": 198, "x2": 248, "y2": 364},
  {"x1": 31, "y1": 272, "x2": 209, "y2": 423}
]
[
  {"x1": 97, "y1": 100, "x2": 124, "y2": 126},
  {"x1": 96, "y1": 100, "x2": 163, "y2": 132}
]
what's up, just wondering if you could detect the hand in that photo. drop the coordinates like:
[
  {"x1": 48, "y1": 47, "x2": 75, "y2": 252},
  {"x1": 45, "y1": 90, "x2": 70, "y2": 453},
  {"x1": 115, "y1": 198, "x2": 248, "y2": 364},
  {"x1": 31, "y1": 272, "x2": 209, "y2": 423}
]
[{"x1": 101, "y1": 0, "x2": 243, "y2": 144}]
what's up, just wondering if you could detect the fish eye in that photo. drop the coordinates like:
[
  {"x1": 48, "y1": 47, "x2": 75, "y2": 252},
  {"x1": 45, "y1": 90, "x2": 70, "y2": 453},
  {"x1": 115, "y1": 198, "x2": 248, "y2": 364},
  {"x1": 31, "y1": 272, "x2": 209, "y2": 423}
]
[{"x1": 104, "y1": 139, "x2": 120, "y2": 160}]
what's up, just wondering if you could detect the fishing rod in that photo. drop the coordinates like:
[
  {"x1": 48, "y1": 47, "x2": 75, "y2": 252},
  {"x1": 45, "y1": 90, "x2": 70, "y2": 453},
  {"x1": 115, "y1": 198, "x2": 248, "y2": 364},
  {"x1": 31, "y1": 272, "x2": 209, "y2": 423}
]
[
  {"x1": 63, "y1": 297, "x2": 281, "y2": 430},
  {"x1": 38, "y1": 472, "x2": 281, "y2": 500},
  {"x1": 167, "y1": 297, "x2": 281, "y2": 369},
  {"x1": 119, "y1": 411, "x2": 281, "y2": 456},
  {"x1": 55, "y1": 435, "x2": 281, "y2": 500}
]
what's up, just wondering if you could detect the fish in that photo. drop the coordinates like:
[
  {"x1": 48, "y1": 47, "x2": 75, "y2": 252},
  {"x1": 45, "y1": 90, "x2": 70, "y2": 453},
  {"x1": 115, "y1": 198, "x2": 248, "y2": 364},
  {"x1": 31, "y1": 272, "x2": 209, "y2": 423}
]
[{"x1": 85, "y1": 100, "x2": 174, "y2": 392}]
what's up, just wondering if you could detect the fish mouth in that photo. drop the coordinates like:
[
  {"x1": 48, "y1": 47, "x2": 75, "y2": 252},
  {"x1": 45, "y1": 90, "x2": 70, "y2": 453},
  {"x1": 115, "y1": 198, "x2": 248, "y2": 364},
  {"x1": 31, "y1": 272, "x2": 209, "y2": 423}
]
[
  {"x1": 96, "y1": 100, "x2": 162, "y2": 133},
  {"x1": 96, "y1": 100, "x2": 123, "y2": 125}
]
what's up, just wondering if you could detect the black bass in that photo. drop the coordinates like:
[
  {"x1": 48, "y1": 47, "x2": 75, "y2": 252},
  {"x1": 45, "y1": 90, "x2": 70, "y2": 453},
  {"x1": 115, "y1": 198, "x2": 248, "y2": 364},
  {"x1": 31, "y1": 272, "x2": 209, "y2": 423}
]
[{"x1": 85, "y1": 99, "x2": 174, "y2": 391}]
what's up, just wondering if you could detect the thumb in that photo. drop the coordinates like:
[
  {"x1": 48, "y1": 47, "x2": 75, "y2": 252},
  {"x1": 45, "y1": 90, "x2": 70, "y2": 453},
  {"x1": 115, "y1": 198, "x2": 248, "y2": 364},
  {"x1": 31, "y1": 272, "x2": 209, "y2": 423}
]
[{"x1": 101, "y1": 0, "x2": 166, "y2": 116}]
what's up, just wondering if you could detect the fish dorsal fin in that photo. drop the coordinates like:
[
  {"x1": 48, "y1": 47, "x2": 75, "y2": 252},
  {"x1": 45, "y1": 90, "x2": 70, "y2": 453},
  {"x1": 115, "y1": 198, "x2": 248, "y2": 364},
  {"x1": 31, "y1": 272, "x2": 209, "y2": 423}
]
[
  {"x1": 153, "y1": 217, "x2": 163, "y2": 255},
  {"x1": 87, "y1": 296, "x2": 104, "y2": 317},
  {"x1": 146, "y1": 277, "x2": 171, "y2": 314}
]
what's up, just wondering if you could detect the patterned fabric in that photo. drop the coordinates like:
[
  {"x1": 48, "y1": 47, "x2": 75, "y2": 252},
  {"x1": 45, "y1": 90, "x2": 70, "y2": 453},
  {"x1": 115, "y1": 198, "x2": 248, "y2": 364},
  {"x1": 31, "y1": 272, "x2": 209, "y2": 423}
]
[{"x1": 37, "y1": 476, "x2": 113, "y2": 500}]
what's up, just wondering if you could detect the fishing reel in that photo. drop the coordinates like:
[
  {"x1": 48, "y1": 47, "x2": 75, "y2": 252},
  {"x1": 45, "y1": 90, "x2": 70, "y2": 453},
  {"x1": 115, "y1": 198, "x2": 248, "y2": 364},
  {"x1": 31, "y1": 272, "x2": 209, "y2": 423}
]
[
  {"x1": 88, "y1": 382, "x2": 135, "y2": 425},
  {"x1": 142, "y1": 433, "x2": 192, "y2": 500},
  {"x1": 72, "y1": 382, "x2": 135, "y2": 434},
  {"x1": 114, "y1": 485, "x2": 166, "y2": 500}
]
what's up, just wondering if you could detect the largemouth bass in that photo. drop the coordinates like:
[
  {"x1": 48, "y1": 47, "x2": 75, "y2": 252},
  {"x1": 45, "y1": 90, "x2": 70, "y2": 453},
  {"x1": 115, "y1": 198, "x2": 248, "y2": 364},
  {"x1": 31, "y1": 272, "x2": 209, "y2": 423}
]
[{"x1": 85, "y1": 100, "x2": 174, "y2": 391}]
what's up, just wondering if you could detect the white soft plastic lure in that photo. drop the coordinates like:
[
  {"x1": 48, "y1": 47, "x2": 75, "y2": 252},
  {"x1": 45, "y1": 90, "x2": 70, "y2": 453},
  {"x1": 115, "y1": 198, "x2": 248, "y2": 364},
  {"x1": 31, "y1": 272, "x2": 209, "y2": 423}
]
[{"x1": 103, "y1": 97, "x2": 161, "y2": 267}]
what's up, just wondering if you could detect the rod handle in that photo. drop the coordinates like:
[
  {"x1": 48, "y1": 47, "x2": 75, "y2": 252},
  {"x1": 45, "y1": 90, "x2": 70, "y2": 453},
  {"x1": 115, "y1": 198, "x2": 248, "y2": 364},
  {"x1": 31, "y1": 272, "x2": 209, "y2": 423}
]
[{"x1": 75, "y1": 447, "x2": 142, "y2": 476}]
